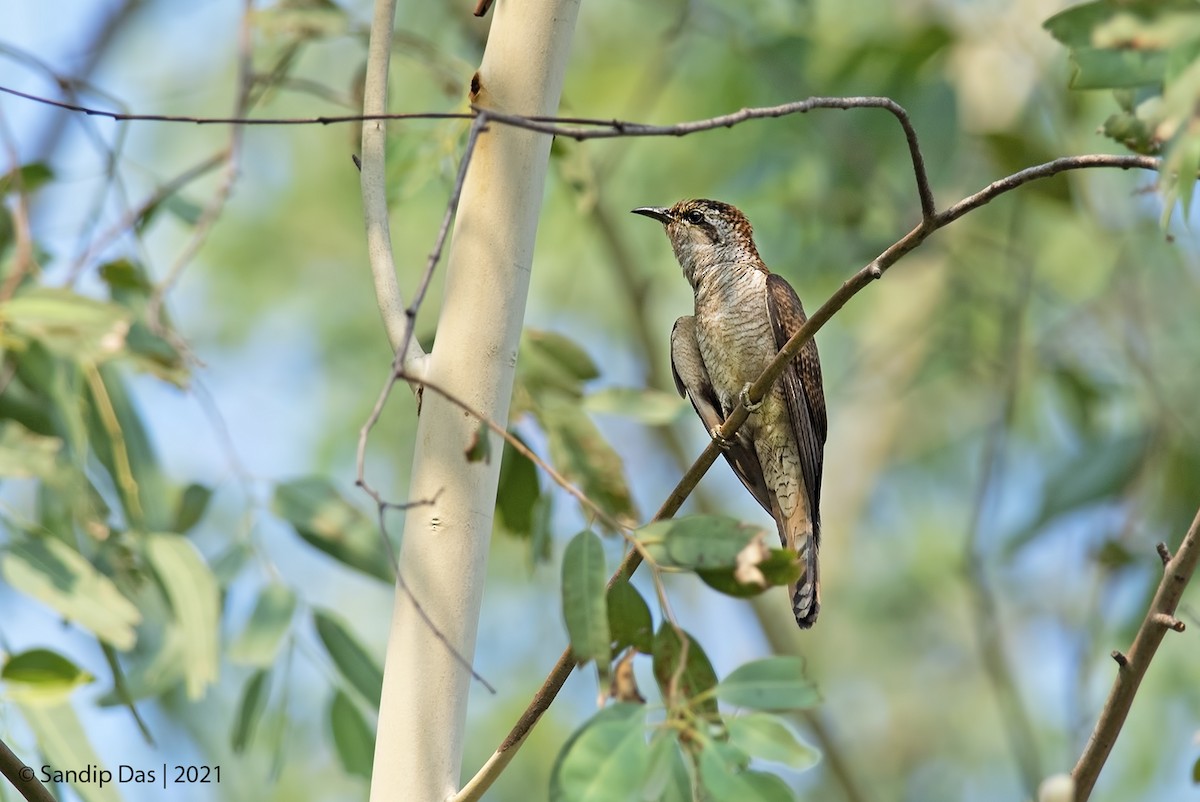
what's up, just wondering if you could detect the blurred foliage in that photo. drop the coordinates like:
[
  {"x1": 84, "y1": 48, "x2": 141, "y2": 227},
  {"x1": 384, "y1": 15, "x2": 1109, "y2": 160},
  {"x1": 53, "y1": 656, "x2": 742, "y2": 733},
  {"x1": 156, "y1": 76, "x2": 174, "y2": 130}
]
[{"x1": 0, "y1": 0, "x2": 1197, "y2": 801}]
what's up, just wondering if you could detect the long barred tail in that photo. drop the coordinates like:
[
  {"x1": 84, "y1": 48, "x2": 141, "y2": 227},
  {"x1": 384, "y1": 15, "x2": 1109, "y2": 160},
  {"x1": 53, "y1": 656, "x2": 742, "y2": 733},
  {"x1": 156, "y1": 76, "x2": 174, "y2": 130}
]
[{"x1": 789, "y1": 523, "x2": 820, "y2": 629}]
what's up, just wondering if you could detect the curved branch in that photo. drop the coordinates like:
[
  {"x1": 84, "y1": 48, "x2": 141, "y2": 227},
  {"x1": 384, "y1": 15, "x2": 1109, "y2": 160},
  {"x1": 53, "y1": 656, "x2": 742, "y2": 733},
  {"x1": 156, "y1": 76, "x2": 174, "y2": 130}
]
[
  {"x1": 1071, "y1": 509, "x2": 1200, "y2": 800},
  {"x1": 454, "y1": 151, "x2": 1165, "y2": 802},
  {"x1": 359, "y1": 0, "x2": 425, "y2": 365}
]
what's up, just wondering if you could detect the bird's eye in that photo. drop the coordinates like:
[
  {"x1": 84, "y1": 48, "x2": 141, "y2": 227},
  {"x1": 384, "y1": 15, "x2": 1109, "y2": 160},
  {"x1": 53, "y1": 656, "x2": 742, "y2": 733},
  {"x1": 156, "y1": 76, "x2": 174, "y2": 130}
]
[{"x1": 685, "y1": 209, "x2": 705, "y2": 224}]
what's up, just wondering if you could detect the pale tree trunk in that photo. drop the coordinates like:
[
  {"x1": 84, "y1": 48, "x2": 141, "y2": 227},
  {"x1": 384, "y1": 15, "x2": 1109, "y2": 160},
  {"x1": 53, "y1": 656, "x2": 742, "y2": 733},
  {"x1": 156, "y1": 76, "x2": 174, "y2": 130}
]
[{"x1": 366, "y1": 2, "x2": 582, "y2": 801}]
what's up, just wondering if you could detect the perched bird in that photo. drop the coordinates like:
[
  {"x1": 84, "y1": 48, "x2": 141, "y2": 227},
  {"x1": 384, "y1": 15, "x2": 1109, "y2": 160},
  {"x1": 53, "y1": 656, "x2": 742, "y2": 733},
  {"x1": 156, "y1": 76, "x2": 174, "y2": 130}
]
[{"x1": 633, "y1": 199, "x2": 828, "y2": 628}]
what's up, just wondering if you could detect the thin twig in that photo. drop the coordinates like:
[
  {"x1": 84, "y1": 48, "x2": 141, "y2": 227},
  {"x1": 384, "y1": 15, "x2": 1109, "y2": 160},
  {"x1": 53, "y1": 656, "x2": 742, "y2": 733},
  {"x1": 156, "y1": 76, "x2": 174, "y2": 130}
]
[
  {"x1": 480, "y1": 98, "x2": 935, "y2": 220},
  {"x1": 398, "y1": 112, "x2": 490, "y2": 370},
  {"x1": 64, "y1": 150, "x2": 228, "y2": 284},
  {"x1": 1071, "y1": 508, "x2": 1200, "y2": 800},
  {"x1": 395, "y1": 371, "x2": 624, "y2": 532},
  {"x1": 0, "y1": 84, "x2": 473, "y2": 125}
]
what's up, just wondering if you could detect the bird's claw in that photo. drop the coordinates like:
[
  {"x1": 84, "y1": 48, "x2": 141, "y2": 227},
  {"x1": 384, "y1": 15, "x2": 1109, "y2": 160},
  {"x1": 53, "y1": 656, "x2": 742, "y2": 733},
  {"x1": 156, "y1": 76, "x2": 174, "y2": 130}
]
[
  {"x1": 710, "y1": 426, "x2": 734, "y2": 451},
  {"x1": 740, "y1": 383, "x2": 763, "y2": 413}
]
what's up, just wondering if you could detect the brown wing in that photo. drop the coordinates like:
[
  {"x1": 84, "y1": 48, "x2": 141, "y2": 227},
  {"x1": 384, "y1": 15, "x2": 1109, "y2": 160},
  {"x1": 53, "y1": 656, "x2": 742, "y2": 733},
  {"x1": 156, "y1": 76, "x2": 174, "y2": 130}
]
[
  {"x1": 670, "y1": 316, "x2": 773, "y2": 514},
  {"x1": 765, "y1": 274, "x2": 827, "y2": 534}
]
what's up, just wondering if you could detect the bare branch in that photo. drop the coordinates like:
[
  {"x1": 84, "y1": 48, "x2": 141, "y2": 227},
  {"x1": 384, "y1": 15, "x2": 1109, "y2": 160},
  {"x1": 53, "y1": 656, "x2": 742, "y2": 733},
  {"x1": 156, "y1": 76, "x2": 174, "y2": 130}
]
[
  {"x1": 0, "y1": 84, "x2": 473, "y2": 125},
  {"x1": 0, "y1": 736, "x2": 56, "y2": 802},
  {"x1": 64, "y1": 150, "x2": 227, "y2": 284},
  {"x1": 1072, "y1": 508, "x2": 1200, "y2": 800},
  {"x1": 359, "y1": 0, "x2": 424, "y2": 365},
  {"x1": 395, "y1": 370, "x2": 624, "y2": 532},
  {"x1": 398, "y1": 113, "x2": 490, "y2": 368}
]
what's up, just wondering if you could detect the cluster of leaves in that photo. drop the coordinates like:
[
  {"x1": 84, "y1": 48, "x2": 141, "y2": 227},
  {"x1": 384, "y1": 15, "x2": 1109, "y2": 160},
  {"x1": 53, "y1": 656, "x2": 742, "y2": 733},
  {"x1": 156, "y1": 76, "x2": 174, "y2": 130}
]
[
  {"x1": 0, "y1": 164, "x2": 227, "y2": 797},
  {"x1": 0, "y1": 160, "x2": 400, "y2": 799},
  {"x1": 1044, "y1": 0, "x2": 1200, "y2": 219},
  {"x1": 497, "y1": 328, "x2": 684, "y2": 557},
  {"x1": 551, "y1": 518, "x2": 817, "y2": 801}
]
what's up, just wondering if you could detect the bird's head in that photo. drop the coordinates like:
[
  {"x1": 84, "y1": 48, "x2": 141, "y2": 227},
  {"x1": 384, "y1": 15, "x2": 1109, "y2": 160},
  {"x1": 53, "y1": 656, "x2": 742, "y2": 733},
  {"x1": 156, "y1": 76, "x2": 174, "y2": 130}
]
[{"x1": 632, "y1": 199, "x2": 762, "y2": 286}]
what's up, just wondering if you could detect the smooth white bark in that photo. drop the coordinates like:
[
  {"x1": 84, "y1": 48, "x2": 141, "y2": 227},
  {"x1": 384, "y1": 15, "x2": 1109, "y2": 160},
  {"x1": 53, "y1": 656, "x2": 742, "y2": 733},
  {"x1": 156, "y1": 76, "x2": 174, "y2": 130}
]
[
  {"x1": 360, "y1": 0, "x2": 424, "y2": 366},
  {"x1": 367, "y1": 2, "x2": 581, "y2": 800}
]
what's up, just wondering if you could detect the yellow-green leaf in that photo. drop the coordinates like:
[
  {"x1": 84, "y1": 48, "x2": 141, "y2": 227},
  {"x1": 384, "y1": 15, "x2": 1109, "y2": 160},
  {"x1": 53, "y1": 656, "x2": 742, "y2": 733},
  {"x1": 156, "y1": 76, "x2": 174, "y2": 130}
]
[
  {"x1": 2, "y1": 538, "x2": 141, "y2": 649},
  {"x1": 145, "y1": 533, "x2": 219, "y2": 699}
]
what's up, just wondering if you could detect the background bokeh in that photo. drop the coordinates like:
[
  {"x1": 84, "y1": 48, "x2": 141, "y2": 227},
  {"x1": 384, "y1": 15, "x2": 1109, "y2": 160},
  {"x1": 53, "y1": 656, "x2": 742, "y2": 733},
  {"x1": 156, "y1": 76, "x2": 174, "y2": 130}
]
[{"x1": 1, "y1": 1, "x2": 1197, "y2": 801}]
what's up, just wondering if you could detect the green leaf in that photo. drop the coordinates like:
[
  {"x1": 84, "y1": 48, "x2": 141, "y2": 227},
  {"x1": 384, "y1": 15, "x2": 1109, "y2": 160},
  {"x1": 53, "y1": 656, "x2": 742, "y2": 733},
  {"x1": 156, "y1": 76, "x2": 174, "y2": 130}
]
[
  {"x1": 273, "y1": 477, "x2": 393, "y2": 583},
  {"x1": 642, "y1": 732, "x2": 692, "y2": 802},
  {"x1": 1101, "y1": 110, "x2": 1161, "y2": 155},
  {"x1": 1043, "y1": 0, "x2": 1197, "y2": 48},
  {"x1": 540, "y1": 396, "x2": 638, "y2": 528},
  {"x1": 1163, "y1": 129, "x2": 1200, "y2": 224},
  {"x1": 514, "y1": 329, "x2": 602, "y2": 414},
  {"x1": 87, "y1": 364, "x2": 170, "y2": 530},
  {"x1": 1069, "y1": 47, "x2": 1167, "y2": 89},
  {"x1": 1, "y1": 162, "x2": 54, "y2": 194},
  {"x1": 330, "y1": 690, "x2": 375, "y2": 780},
  {"x1": 0, "y1": 422, "x2": 61, "y2": 478},
  {"x1": 716, "y1": 657, "x2": 819, "y2": 712},
  {"x1": 145, "y1": 532, "x2": 219, "y2": 699},
  {"x1": 314, "y1": 610, "x2": 382, "y2": 709},
  {"x1": 163, "y1": 194, "x2": 205, "y2": 225},
  {"x1": 562, "y1": 530, "x2": 611, "y2": 666},
  {"x1": 2, "y1": 649, "x2": 94, "y2": 704},
  {"x1": 18, "y1": 702, "x2": 122, "y2": 802},
  {"x1": 125, "y1": 322, "x2": 189, "y2": 387},
  {"x1": 531, "y1": 493, "x2": 555, "y2": 564},
  {"x1": 526, "y1": 329, "x2": 600, "y2": 384},
  {"x1": 652, "y1": 624, "x2": 718, "y2": 717},
  {"x1": 697, "y1": 549, "x2": 802, "y2": 599},
  {"x1": 637, "y1": 515, "x2": 764, "y2": 570},
  {"x1": 231, "y1": 668, "x2": 271, "y2": 753},
  {"x1": 1192, "y1": 754, "x2": 1199, "y2": 783},
  {"x1": 99, "y1": 259, "x2": 153, "y2": 295},
  {"x1": 727, "y1": 713, "x2": 820, "y2": 770},
  {"x1": 698, "y1": 742, "x2": 795, "y2": 802},
  {"x1": 607, "y1": 580, "x2": 653, "y2": 654},
  {"x1": 229, "y1": 583, "x2": 296, "y2": 667},
  {"x1": 549, "y1": 703, "x2": 649, "y2": 802},
  {"x1": 172, "y1": 483, "x2": 213, "y2": 534},
  {"x1": 0, "y1": 287, "x2": 131, "y2": 361},
  {"x1": 1, "y1": 538, "x2": 141, "y2": 649},
  {"x1": 464, "y1": 419, "x2": 493, "y2": 463},
  {"x1": 496, "y1": 432, "x2": 540, "y2": 535},
  {"x1": 90, "y1": 571, "x2": 184, "y2": 708},
  {"x1": 583, "y1": 386, "x2": 686, "y2": 425}
]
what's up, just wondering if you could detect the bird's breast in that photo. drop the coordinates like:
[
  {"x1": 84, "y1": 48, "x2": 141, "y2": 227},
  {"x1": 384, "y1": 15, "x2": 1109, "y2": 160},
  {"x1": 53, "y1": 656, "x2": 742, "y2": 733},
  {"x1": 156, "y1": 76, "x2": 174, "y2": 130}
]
[{"x1": 693, "y1": 269, "x2": 778, "y2": 413}]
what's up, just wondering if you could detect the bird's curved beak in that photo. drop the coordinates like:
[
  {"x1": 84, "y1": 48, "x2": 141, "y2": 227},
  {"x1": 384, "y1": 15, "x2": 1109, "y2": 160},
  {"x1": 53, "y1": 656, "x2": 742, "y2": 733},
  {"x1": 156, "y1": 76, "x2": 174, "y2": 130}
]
[{"x1": 631, "y1": 206, "x2": 672, "y2": 224}]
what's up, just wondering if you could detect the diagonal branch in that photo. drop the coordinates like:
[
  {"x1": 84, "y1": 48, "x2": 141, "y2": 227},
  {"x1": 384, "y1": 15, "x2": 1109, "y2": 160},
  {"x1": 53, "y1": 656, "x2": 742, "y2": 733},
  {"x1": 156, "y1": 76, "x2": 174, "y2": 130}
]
[
  {"x1": 1071, "y1": 508, "x2": 1200, "y2": 801},
  {"x1": 0, "y1": 736, "x2": 55, "y2": 802},
  {"x1": 453, "y1": 150, "x2": 1164, "y2": 802}
]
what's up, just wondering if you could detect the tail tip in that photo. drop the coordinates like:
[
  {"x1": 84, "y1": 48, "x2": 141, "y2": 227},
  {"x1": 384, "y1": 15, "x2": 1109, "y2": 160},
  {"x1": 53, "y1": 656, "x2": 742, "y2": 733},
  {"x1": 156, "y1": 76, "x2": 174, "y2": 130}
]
[{"x1": 792, "y1": 590, "x2": 820, "y2": 629}]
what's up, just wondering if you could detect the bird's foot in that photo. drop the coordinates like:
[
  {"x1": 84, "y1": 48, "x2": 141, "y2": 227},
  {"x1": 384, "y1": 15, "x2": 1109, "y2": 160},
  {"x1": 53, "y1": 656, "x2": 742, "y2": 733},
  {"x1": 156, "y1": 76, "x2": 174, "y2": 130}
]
[
  {"x1": 709, "y1": 426, "x2": 734, "y2": 451},
  {"x1": 740, "y1": 383, "x2": 763, "y2": 413}
]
